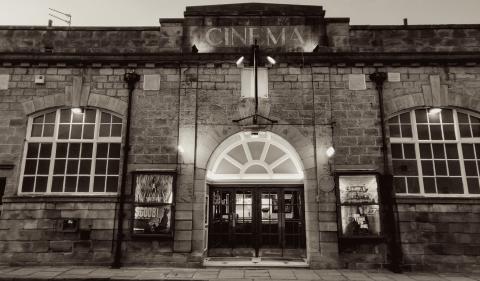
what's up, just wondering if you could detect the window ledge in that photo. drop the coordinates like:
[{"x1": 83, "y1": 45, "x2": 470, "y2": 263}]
[
  {"x1": 3, "y1": 194, "x2": 119, "y2": 203},
  {"x1": 396, "y1": 195, "x2": 480, "y2": 204}
]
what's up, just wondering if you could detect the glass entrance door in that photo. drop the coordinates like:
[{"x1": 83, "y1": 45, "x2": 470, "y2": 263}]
[{"x1": 208, "y1": 186, "x2": 306, "y2": 258}]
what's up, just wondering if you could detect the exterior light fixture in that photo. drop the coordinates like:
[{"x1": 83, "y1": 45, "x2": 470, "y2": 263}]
[
  {"x1": 266, "y1": 56, "x2": 276, "y2": 65},
  {"x1": 429, "y1": 108, "x2": 442, "y2": 114},
  {"x1": 326, "y1": 146, "x2": 335, "y2": 158},
  {"x1": 71, "y1": 107, "x2": 83, "y2": 114},
  {"x1": 236, "y1": 56, "x2": 244, "y2": 66},
  {"x1": 178, "y1": 145, "x2": 184, "y2": 153},
  {"x1": 232, "y1": 40, "x2": 278, "y2": 125},
  {"x1": 191, "y1": 44, "x2": 199, "y2": 54},
  {"x1": 312, "y1": 45, "x2": 320, "y2": 52}
]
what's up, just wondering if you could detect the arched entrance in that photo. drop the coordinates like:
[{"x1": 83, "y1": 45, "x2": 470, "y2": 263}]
[{"x1": 206, "y1": 131, "x2": 306, "y2": 259}]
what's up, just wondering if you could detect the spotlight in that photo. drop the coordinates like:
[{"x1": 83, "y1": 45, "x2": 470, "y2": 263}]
[
  {"x1": 250, "y1": 131, "x2": 259, "y2": 138},
  {"x1": 236, "y1": 56, "x2": 244, "y2": 66},
  {"x1": 71, "y1": 108, "x2": 83, "y2": 114},
  {"x1": 178, "y1": 145, "x2": 184, "y2": 153},
  {"x1": 326, "y1": 146, "x2": 335, "y2": 158},
  {"x1": 429, "y1": 108, "x2": 442, "y2": 115},
  {"x1": 266, "y1": 56, "x2": 276, "y2": 65},
  {"x1": 312, "y1": 45, "x2": 320, "y2": 52},
  {"x1": 191, "y1": 44, "x2": 198, "y2": 54}
]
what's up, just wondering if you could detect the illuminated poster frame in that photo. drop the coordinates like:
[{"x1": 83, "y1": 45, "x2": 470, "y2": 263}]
[
  {"x1": 131, "y1": 171, "x2": 176, "y2": 238},
  {"x1": 335, "y1": 172, "x2": 382, "y2": 239}
]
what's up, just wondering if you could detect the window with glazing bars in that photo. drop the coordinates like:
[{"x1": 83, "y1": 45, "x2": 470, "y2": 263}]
[
  {"x1": 389, "y1": 108, "x2": 480, "y2": 195},
  {"x1": 19, "y1": 108, "x2": 122, "y2": 194}
]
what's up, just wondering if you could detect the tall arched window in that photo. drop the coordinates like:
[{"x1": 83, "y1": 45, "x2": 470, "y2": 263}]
[
  {"x1": 389, "y1": 108, "x2": 480, "y2": 196},
  {"x1": 19, "y1": 108, "x2": 123, "y2": 194}
]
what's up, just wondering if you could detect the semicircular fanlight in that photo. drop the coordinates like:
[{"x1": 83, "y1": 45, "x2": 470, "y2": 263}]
[{"x1": 207, "y1": 131, "x2": 304, "y2": 183}]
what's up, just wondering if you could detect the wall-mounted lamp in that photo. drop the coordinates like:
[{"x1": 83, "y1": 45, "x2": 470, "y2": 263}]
[
  {"x1": 266, "y1": 56, "x2": 276, "y2": 65},
  {"x1": 232, "y1": 40, "x2": 277, "y2": 125},
  {"x1": 429, "y1": 108, "x2": 442, "y2": 115},
  {"x1": 191, "y1": 44, "x2": 199, "y2": 54},
  {"x1": 326, "y1": 146, "x2": 335, "y2": 158},
  {"x1": 71, "y1": 107, "x2": 83, "y2": 114},
  {"x1": 177, "y1": 145, "x2": 184, "y2": 154},
  {"x1": 236, "y1": 56, "x2": 244, "y2": 66}
]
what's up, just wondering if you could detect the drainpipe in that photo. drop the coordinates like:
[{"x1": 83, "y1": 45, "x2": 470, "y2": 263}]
[
  {"x1": 369, "y1": 71, "x2": 403, "y2": 273},
  {"x1": 112, "y1": 71, "x2": 140, "y2": 269}
]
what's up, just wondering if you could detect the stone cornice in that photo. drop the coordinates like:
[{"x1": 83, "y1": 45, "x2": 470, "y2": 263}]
[{"x1": 1, "y1": 51, "x2": 480, "y2": 67}]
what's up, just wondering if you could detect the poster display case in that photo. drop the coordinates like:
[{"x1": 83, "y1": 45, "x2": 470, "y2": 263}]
[
  {"x1": 335, "y1": 172, "x2": 382, "y2": 238},
  {"x1": 131, "y1": 171, "x2": 176, "y2": 238}
]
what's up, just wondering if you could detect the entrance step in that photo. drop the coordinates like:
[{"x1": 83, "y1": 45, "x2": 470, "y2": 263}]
[{"x1": 203, "y1": 257, "x2": 309, "y2": 267}]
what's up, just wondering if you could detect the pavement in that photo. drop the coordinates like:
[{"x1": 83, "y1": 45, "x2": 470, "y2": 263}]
[{"x1": 0, "y1": 266, "x2": 479, "y2": 281}]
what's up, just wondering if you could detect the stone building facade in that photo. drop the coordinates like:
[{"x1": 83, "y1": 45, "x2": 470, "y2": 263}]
[{"x1": 0, "y1": 3, "x2": 479, "y2": 271}]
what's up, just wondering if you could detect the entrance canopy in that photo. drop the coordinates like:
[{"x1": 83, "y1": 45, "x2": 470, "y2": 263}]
[{"x1": 206, "y1": 131, "x2": 304, "y2": 183}]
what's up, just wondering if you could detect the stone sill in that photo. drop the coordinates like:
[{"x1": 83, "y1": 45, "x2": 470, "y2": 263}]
[
  {"x1": 396, "y1": 196, "x2": 480, "y2": 205},
  {"x1": 3, "y1": 195, "x2": 119, "y2": 203}
]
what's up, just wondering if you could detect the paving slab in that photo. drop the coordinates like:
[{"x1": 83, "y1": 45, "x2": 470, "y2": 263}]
[
  {"x1": 0, "y1": 266, "x2": 478, "y2": 281},
  {"x1": 245, "y1": 270, "x2": 270, "y2": 278},
  {"x1": 269, "y1": 269, "x2": 296, "y2": 279},
  {"x1": 218, "y1": 269, "x2": 245, "y2": 279},
  {"x1": 293, "y1": 269, "x2": 320, "y2": 279}
]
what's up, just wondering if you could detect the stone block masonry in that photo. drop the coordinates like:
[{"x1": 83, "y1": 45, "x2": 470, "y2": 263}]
[
  {"x1": 397, "y1": 199, "x2": 480, "y2": 272},
  {"x1": 1, "y1": 2, "x2": 480, "y2": 271}
]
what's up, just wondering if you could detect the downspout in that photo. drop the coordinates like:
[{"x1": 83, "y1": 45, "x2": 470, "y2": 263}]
[
  {"x1": 112, "y1": 71, "x2": 140, "y2": 268},
  {"x1": 369, "y1": 71, "x2": 403, "y2": 273}
]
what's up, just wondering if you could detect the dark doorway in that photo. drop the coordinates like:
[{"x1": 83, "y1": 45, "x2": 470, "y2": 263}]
[{"x1": 208, "y1": 186, "x2": 306, "y2": 258}]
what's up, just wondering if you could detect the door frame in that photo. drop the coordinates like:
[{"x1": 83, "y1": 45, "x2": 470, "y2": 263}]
[{"x1": 207, "y1": 184, "x2": 306, "y2": 258}]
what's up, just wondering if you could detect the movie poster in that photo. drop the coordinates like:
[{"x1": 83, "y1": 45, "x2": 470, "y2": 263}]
[
  {"x1": 340, "y1": 205, "x2": 380, "y2": 236},
  {"x1": 132, "y1": 173, "x2": 175, "y2": 236},
  {"x1": 134, "y1": 174, "x2": 173, "y2": 204},
  {"x1": 339, "y1": 175, "x2": 378, "y2": 204},
  {"x1": 133, "y1": 205, "x2": 172, "y2": 235},
  {"x1": 338, "y1": 174, "x2": 381, "y2": 237}
]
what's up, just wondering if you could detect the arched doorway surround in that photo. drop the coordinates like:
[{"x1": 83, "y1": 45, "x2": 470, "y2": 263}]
[{"x1": 205, "y1": 131, "x2": 307, "y2": 259}]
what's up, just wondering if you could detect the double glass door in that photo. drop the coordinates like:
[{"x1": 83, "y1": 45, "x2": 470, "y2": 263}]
[{"x1": 208, "y1": 186, "x2": 306, "y2": 258}]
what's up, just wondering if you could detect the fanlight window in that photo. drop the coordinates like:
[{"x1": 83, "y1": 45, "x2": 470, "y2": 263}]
[
  {"x1": 19, "y1": 108, "x2": 123, "y2": 194},
  {"x1": 207, "y1": 132, "x2": 304, "y2": 182},
  {"x1": 389, "y1": 108, "x2": 480, "y2": 196}
]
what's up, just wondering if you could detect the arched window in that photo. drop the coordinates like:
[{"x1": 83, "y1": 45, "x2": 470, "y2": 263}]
[
  {"x1": 389, "y1": 108, "x2": 480, "y2": 196},
  {"x1": 207, "y1": 131, "x2": 304, "y2": 183},
  {"x1": 19, "y1": 108, "x2": 123, "y2": 194}
]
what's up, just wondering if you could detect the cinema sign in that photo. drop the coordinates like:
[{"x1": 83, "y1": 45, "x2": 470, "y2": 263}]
[{"x1": 189, "y1": 25, "x2": 318, "y2": 52}]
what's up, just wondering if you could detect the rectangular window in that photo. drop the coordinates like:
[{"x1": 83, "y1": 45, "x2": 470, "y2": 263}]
[{"x1": 241, "y1": 67, "x2": 268, "y2": 98}]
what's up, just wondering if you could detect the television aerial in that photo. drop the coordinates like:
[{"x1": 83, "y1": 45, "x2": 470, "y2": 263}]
[{"x1": 48, "y1": 8, "x2": 71, "y2": 26}]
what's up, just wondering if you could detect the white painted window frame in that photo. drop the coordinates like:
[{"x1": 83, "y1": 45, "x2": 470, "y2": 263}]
[
  {"x1": 390, "y1": 108, "x2": 480, "y2": 197},
  {"x1": 207, "y1": 131, "x2": 304, "y2": 184},
  {"x1": 18, "y1": 108, "x2": 122, "y2": 195}
]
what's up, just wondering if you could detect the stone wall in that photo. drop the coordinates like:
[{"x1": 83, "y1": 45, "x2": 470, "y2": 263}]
[
  {"x1": 0, "y1": 198, "x2": 116, "y2": 265},
  {"x1": 397, "y1": 199, "x2": 480, "y2": 271},
  {"x1": 2, "y1": 23, "x2": 480, "y2": 55},
  {"x1": 0, "y1": 61, "x2": 480, "y2": 269},
  {"x1": 0, "y1": 26, "x2": 182, "y2": 53},
  {"x1": 350, "y1": 25, "x2": 480, "y2": 53}
]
